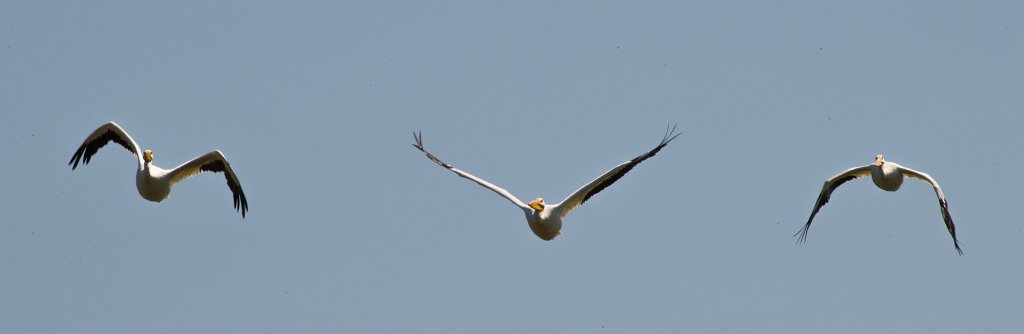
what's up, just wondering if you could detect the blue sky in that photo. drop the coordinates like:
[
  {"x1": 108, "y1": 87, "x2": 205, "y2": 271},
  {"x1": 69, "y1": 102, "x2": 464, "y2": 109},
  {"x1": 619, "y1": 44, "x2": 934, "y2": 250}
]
[{"x1": 2, "y1": 1, "x2": 1022, "y2": 333}]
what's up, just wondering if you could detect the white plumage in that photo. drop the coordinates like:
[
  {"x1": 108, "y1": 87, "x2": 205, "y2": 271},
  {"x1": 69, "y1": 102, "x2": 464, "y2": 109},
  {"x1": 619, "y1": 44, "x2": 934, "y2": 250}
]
[
  {"x1": 70, "y1": 122, "x2": 249, "y2": 218},
  {"x1": 796, "y1": 155, "x2": 961, "y2": 255},
  {"x1": 413, "y1": 126, "x2": 680, "y2": 240}
]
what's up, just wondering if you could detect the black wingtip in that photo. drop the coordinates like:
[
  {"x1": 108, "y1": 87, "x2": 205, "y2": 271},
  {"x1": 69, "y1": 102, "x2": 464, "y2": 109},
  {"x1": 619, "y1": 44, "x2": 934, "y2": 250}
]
[
  {"x1": 69, "y1": 146, "x2": 85, "y2": 169},
  {"x1": 412, "y1": 131, "x2": 424, "y2": 151},
  {"x1": 661, "y1": 123, "x2": 682, "y2": 146},
  {"x1": 235, "y1": 194, "x2": 248, "y2": 219},
  {"x1": 793, "y1": 225, "x2": 810, "y2": 245},
  {"x1": 411, "y1": 131, "x2": 454, "y2": 169}
]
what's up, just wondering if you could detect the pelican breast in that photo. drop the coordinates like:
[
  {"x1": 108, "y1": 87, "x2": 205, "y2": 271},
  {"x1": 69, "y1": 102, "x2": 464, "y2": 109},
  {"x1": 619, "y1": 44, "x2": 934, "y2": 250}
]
[
  {"x1": 136, "y1": 165, "x2": 171, "y2": 201},
  {"x1": 526, "y1": 211, "x2": 562, "y2": 240},
  {"x1": 870, "y1": 163, "x2": 904, "y2": 191}
]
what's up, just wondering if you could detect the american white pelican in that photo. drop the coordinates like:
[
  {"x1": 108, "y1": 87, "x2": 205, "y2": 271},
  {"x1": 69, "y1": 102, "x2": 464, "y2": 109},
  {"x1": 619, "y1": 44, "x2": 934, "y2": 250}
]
[
  {"x1": 796, "y1": 155, "x2": 961, "y2": 255},
  {"x1": 69, "y1": 122, "x2": 249, "y2": 218},
  {"x1": 413, "y1": 125, "x2": 680, "y2": 240}
]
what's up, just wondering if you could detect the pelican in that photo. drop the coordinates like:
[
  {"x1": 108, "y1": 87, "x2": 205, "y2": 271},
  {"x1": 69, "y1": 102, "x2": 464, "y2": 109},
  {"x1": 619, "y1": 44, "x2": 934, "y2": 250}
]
[
  {"x1": 413, "y1": 125, "x2": 680, "y2": 240},
  {"x1": 795, "y1": 155, "x2": 961, "y2": 255},
  {"x1": 69, "y1": 122, "x2": 249, "y2": 218}
]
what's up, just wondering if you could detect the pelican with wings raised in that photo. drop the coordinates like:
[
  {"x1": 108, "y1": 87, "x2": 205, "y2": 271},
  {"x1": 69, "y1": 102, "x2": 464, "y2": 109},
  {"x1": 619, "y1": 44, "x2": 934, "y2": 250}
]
[
  {"x1": 413, "y1": 126, "x2": 680, "y2": 240},
  {"x1": 796, "y1": 155, "x2": 961, "y2": 255},
  {"x1": 69, "y1": 122, "x2": 248, "y2": 218}
]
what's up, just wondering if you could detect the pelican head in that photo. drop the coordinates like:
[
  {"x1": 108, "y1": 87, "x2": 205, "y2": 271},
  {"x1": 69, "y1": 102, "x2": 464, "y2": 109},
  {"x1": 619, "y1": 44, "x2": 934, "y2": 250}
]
[
  {"x1": 143, "y1": 149, "x2": 153, "y2": 163},
  {"x1": 528, "y1": 198, "x2": 545, "y2": 211},
  {"x1": 873, "y1": 154, "x2": 885, "y2": 167}
]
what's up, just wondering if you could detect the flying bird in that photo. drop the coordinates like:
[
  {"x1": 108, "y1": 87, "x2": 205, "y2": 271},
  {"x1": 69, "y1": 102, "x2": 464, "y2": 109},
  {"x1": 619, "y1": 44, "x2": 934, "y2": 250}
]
[
  {"x1": 795, "y1": 155, "x2": 961, "y2": 255},
  {"x1": 69, "y1": 122, "x2": 249, "y2": 218},
  {"x1": 413, "y1": 125, "x2": 680, "y2": 240}
]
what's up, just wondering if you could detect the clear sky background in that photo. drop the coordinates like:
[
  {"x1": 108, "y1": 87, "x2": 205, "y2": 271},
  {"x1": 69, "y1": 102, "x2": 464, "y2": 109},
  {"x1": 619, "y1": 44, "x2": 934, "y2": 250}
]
[{"x1": 2, "y1": 1, "x2": 1022, "y2": 333}]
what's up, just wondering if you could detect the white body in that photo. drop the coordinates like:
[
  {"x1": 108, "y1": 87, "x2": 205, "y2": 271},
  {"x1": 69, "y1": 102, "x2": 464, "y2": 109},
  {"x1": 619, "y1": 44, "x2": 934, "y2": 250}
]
[
  {"x1": 870, "y1": 161, "x2": 904, "y2": 192},
  {"x1": 136, "y1": 163, "x2": 171, "y2": 202},
  {"x1": 525, "y1": 204, "x2": 561, "y2": 241}
]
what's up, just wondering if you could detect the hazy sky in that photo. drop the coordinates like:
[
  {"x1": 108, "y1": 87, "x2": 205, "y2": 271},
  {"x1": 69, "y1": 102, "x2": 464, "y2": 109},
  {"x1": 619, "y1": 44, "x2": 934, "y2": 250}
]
[{"x1": 2, "y1": 1, "x2": 1022, "y2": 333}]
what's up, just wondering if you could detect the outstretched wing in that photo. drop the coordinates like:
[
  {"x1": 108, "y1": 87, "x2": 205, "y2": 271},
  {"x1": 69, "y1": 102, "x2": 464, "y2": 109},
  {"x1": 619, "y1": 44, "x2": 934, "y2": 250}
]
[
  {"x1": 69, "y1": 122, "x2": 143, "y2": 170},
  {"x1": 412, "y1": 131, "x2": 529, "y2": 210},
  {"x1": 165, "y1": 150, "x2": 248, "y2": 218},
  {"x1": 899, "y1": 166, "x2": 963, "y2": 255},
  {"x1": 551, "y1": 124, "x2": 681, "y2": 219},
  {"x1": 794, "y1": 165, "x2": 873, "y2": 244}
]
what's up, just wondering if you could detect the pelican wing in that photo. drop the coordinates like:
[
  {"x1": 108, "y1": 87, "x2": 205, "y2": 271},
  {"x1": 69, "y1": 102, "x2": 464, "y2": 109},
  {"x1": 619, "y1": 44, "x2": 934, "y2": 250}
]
[
  {"x1": 69, "y1": 122, "x2": 143, "y2": 169},
  {"x1": 165, "y1": 150, "x2": 249, "y2": 218},
  {"x1": 412, "y1": 131, "x2": 529, "y2": 210},
  {"x1": 551, "y1": 125, "x2": 681, "y2": 219},
  {"x1": 795, "y1": 165, "x2": 873, "y2": 243},
  {"x1": 898, "y1": 166, "x2": 962, "y2": 255}
]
